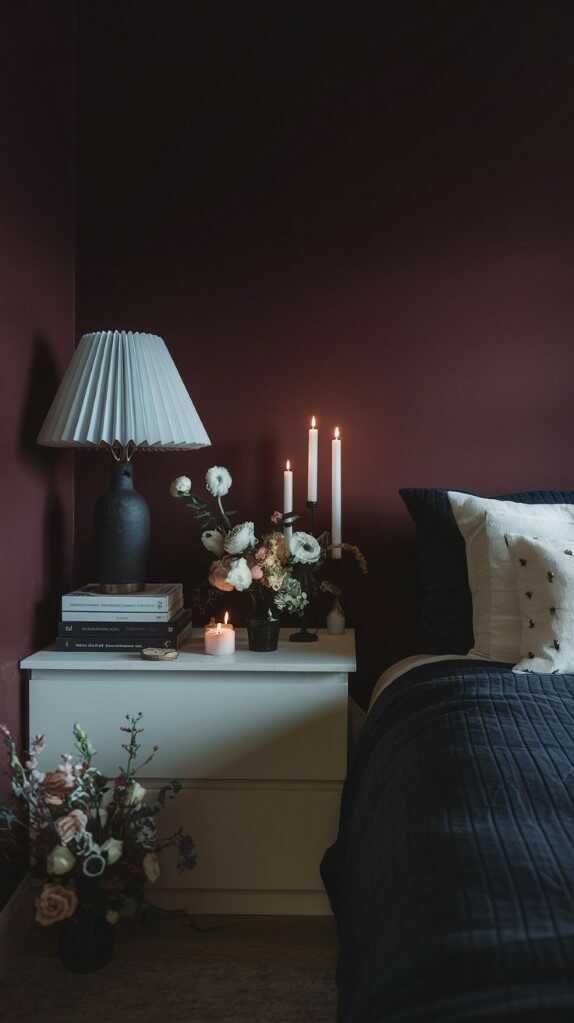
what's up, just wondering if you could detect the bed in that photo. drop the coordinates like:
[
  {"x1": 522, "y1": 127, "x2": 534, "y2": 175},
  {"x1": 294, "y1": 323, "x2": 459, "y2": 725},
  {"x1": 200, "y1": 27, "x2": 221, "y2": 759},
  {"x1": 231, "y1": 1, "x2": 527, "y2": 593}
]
[
  {"x1": 321, "y1": 656, "x2": 574, "y2": 1021},
  {"x1": 322, "y1": 487, "x2": 574, "y2": 1021}
]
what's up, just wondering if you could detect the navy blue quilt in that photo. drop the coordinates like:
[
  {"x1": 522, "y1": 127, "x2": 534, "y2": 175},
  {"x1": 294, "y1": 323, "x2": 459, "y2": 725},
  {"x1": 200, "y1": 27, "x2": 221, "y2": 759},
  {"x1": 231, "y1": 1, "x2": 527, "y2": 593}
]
[{"x1": 321, "y1": 661, "x2": 574, "y2": 1021}]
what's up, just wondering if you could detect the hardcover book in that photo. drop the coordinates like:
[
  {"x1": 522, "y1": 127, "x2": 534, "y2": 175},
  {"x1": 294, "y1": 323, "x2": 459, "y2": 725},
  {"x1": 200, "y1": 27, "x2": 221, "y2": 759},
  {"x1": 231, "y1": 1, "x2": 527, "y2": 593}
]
[
  {"x1": 58, "y1": 607, "x2": 192, "y2": 637},
  {"x1": 60, "y1": 599, "x2": 183, "y2": 623},
  {"x1": 61, "y1": 583, "x2": 183, "y2": 612},
  {"x1": 56, "y1": 621, "x2": 193, "y2": 652}
]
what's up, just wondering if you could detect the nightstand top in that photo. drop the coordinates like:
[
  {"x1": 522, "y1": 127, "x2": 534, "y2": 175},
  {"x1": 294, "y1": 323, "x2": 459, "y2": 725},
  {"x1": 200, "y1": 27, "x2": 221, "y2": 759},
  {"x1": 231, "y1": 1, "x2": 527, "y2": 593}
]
[{"x1": 21, "y1": 628, "x2": 356, "y2": 673}]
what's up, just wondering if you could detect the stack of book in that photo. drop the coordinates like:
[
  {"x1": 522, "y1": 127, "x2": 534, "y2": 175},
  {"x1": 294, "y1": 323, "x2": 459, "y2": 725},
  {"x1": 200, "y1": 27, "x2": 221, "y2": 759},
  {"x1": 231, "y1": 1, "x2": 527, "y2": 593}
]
[{"x1": 56, "y1": 584, "x2": 192, "y2": 652}]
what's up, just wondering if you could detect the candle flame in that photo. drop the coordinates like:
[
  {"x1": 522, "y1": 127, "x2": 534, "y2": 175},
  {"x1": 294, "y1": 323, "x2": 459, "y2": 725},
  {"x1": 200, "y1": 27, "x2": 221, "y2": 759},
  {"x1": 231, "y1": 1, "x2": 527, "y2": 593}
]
[
  {"x1": 286, "y1": 459, "x2": 291, "y2": 470},
  {"x1": 334, "y1": 425, "x2": 340, "y2": 439},
  {"x1": 224, "y1": 611, "x2": 229, "y2": 625},
  {"x1": 216, "y1": 622, "x2": 222, "y2": 635},
  {"x1": 311, "y1": 415, "x2": 317, "y2": 428}
]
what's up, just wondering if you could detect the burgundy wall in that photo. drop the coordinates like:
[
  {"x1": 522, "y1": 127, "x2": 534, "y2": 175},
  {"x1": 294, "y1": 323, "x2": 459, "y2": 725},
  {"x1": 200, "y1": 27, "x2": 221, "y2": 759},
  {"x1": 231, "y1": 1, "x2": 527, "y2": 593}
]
[
  {"x1": 0, "y1": 3, "x2": 76, "y2": 757},
  {"x1": 76, "y1": 6, "x2": 574, "y2": 703}
]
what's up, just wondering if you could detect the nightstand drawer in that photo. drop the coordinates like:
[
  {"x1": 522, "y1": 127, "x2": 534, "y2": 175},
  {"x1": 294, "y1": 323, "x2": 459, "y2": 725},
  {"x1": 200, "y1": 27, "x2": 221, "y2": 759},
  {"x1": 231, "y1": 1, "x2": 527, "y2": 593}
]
[{"x1": 29, "y1": 670, "x2": 347, "y2": 781}]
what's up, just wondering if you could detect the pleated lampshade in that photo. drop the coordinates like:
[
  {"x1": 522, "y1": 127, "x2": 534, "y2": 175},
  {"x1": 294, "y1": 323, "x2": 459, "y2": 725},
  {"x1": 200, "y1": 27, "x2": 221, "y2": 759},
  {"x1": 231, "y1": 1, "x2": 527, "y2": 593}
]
[{"x1": 38, "y1": 330, "x2": 211, "y2": 451}]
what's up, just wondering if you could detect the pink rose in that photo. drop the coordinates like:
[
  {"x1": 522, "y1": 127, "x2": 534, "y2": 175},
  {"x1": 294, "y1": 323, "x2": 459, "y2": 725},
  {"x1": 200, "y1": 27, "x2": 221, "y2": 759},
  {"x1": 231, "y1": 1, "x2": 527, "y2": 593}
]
[
  {"x1": 55, "y1": 809, "x2": 88, "y2": 845},
  {"x1": 270, "y1": 511, "x2": 282, "y2": 524},
  {"x1": 251, "y1": 565, "x2": 264, "y2": 580},
  {"x1": 208, "y1": 559, "x2": 234, "y2": 592},
  {"x1": 43, "y1": 769, "x2": 76, "y2": 806},
  {"x1": 255, "y1": 546, "x2": 267, "y2": 561}
]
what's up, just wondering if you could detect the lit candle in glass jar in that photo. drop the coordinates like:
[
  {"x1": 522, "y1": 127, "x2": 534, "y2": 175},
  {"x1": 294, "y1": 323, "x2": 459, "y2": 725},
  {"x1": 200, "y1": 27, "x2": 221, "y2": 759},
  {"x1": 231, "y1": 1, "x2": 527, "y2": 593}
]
[{"x1": 204, "y1": 611, "x2": 235, "y2": 656}]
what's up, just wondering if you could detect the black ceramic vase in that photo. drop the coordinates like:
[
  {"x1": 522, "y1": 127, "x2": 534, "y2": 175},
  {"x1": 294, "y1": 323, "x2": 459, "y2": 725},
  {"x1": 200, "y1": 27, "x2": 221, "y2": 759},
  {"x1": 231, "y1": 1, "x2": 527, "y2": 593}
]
[
  {"x1": 247, "y1": 617, "x2": 280, "y2": 652},
  {"x1": 58, "y1": 907, "x2": 115, "y2": 973}
]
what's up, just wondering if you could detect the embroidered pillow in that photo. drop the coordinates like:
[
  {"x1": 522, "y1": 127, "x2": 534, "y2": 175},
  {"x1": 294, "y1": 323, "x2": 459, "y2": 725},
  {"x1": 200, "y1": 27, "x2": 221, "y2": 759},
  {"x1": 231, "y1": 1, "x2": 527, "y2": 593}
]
[
  {"x1": 399, "y1": 488, "x2": 574, "y2": 657},
  {"x1": 447, "y1": 493, "x2": 574, "y2": 662},
  {"x1": 506, "y1": 533, "x2": 574, "y2": 673}
]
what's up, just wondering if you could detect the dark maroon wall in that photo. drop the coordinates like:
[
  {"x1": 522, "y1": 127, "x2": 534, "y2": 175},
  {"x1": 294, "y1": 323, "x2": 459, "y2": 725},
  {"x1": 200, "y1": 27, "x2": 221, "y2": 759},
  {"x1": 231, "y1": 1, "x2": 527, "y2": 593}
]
[
  {"x1": 76, "y1": 6, "x2": 574, "y2": 702},
  {"x1": 0, "y1": 3, "x2": 76, "y2": 755}
]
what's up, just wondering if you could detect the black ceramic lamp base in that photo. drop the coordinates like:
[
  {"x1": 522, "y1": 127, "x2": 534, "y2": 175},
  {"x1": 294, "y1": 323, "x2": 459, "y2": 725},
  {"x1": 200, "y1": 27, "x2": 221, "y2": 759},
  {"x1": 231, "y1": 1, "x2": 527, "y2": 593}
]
[{"x1": 94, "y1": 460, "x2": 150, "y2": 592}]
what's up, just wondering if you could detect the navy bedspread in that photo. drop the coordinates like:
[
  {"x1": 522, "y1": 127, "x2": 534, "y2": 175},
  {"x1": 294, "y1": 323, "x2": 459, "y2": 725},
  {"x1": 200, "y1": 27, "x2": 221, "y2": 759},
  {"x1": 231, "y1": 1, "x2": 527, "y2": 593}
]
[{"x1": 321, "y1": 661, "x2": 574, "y2": 1021}]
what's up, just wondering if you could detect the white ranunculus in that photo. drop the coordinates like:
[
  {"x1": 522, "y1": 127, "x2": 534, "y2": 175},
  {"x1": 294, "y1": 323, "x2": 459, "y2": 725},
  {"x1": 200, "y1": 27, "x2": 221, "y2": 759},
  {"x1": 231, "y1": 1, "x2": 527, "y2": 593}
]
[
  {"x1": 127, "y1": 781, "x2": 146, "y2": 805},
  {"x1": 205, "y1": 466, "x2": 232, "y2": 498},
  {"x1": 143, "y1": 852, "x2": 161, "y2": 884},
  {"x1": 201, "y1": 529, "x2": 225, "y2": 556},
  {"x1": 170, "y1": 475, "x2": 192, "y2": 497},
  {"x1": 46, "y1": 845, "x2": 76, "y2": 876},
  {"x1": 224, "y1": 521, "x2": 256, "y2": 555},
  {"x1": 101, "y1": 837, "x2": 123, "y2": 865},
  {"x1": 290, "y1": 531, "x2": 322, "y2": 565},
  {"x1": 226, "y1": 557, "x2": 253, "y2": 591}
]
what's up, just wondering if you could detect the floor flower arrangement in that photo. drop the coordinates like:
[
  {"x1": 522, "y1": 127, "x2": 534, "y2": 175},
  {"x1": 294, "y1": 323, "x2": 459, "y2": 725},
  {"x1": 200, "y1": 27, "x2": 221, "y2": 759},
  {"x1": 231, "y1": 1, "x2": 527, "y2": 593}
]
[{"x1": 0, "y1": 714, "x2": 196, "y2": 970}]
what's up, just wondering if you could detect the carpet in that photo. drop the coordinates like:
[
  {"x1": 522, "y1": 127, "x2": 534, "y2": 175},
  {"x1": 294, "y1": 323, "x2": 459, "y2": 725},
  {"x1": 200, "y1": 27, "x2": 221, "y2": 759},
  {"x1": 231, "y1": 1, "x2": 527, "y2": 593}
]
[{"x1": 1, "y1": 915, "x2": 338, "y2": 1023}]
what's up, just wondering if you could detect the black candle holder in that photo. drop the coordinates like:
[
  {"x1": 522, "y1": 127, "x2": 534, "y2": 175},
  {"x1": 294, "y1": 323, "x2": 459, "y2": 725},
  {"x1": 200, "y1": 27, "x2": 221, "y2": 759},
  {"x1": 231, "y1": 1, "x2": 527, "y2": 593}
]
[{"x1": 289, "y1": 504, "x2": 319, "y2": 643}]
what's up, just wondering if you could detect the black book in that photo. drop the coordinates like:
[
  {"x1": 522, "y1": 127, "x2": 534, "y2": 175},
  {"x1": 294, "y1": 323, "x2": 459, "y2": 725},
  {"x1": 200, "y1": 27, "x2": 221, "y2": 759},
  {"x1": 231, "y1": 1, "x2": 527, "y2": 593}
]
[
  {"x1": 58, "y1": 607, "x2": 192, "y2": 638},
  {"x1": 55, "y1": 621, "x2": 193, "y2": 652}
]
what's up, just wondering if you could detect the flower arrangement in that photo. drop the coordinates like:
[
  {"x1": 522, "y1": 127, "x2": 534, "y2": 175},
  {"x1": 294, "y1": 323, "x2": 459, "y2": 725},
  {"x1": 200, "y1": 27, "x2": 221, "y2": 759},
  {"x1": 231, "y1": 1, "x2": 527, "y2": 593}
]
[
  {"x1": 170, "y1": 467, "x2": 322, "y2": 619},
  {"x1": 0, "y1": 715, "x2": 196, "y2": 930}
]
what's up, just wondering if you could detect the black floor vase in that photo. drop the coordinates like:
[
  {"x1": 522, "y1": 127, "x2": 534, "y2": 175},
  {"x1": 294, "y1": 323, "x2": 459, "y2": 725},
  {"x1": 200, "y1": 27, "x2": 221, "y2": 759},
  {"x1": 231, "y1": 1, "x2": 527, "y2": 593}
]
[{"x1": 58, "y1": 907, "x2": 115, "y2": 973}]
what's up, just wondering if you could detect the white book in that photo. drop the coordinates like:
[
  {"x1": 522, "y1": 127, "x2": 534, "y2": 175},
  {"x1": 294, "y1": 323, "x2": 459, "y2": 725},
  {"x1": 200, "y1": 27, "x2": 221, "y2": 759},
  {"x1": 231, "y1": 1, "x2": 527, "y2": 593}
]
[
  {"x1": 62, "y1": 583, "x2": 183, "y2": 612},
  {"x1": 61, "y1": 602, "x2": 183, "y2": 623}
]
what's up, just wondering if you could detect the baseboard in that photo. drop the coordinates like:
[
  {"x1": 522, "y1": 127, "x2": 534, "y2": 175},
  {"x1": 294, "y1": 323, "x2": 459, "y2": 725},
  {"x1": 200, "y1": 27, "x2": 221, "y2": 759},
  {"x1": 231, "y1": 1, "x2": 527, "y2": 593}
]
[{"x1": 147, "y1": 887, "x2": 332, "y2": 916}]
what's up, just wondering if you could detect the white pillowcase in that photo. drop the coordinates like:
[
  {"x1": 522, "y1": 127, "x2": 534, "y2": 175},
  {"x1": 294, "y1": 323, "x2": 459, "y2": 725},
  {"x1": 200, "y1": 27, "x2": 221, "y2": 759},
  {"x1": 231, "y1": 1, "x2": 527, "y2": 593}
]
[
  {"x1": 505, "y1": 533, "x2": 574, "y2": 673},
  {"x1": 447, "y1": 492, "x2": 574, "y2": 662}
]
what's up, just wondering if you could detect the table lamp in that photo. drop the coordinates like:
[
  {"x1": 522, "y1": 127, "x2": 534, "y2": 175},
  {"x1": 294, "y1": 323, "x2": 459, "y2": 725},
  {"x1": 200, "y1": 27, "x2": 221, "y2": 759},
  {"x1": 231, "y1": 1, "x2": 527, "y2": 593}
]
[{"x1": 38, "y1": 329, "x2": 211, "y2": 592}]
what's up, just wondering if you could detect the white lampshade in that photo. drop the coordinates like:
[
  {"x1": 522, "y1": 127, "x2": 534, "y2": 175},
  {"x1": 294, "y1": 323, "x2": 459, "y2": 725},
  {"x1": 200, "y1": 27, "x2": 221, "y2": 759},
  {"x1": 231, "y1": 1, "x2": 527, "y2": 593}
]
[{"x1": 38, "y1": 330, "x2": 211, "y2": 451}]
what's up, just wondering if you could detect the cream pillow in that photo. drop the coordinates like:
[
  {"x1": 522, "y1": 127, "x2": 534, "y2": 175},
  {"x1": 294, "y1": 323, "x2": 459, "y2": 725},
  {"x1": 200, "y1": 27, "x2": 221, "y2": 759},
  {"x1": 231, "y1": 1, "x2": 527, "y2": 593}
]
[
  {"x1": 505, "y1": 533, "x2": 574, "y2": 673},
  {"x1": 447, "y1": 492, "x2": 574, "y2": 662}
]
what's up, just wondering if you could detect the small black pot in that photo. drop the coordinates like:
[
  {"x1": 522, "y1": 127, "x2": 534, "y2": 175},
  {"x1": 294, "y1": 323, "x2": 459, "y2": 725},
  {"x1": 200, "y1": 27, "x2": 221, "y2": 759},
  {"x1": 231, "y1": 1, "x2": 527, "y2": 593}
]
[
  {"x1": 247, "y1": 618, "x2": 280, "y2": 652},
  {"x1": 58, "y1": 907, "x2": 115, "y2": 973}
]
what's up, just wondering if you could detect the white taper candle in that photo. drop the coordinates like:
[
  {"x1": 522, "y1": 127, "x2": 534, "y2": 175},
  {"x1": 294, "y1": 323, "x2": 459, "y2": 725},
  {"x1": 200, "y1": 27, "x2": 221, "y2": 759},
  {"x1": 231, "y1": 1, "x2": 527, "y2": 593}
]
[
  {"x1": 331, "y1": 427, "x2": 342, "y2": 558},
  {"x1": 283, "y1": 459, "x2": 293, "y2": 550},
  {"x1": 307, "y1": 415, "x2": 318, "y2": 504}
]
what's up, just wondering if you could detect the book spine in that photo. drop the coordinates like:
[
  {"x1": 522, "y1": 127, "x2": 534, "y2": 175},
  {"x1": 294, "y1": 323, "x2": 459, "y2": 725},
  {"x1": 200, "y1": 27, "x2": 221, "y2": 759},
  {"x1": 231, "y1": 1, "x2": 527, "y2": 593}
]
[
  {"x1": 58, "y1": 611, "x2": 192, "y2": 637},
  {"x1": 61, "y1": 603, "x2": 182, "y2": 623},
  {"x1": 61, "y1": 585, "x2": 183, "y2": 611},
  {"x1": 55, "y1": 624, "x2": 193, "y2": 652}
]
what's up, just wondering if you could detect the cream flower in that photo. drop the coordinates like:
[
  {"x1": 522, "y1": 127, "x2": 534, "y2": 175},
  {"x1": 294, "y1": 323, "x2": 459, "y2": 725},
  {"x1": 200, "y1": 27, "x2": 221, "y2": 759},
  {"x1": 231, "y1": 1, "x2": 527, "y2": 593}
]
[
  {"x1": 55, "y1": 809, "x2": 88, "y2": 845},
  {"x1": 170, "y1": 475, "x2": 192, "y2": 497},
  {"x1": 106, "y1": 910, "x2": 120, "y2": 925},
  {"x1": 205, "y1": 466, "x2": 232, "y2": 498},
  {"x1": 201, "y1": 529, "x2": 225, "y2": 556},
  {"x1": 290, "y1": 531, "x2": 321, "y2": 565},
  {"x1": 127, "y1": 781, "x2": 146, "y2": 805},
  {"x1": 102, "y1": 837, "x2": 123, "y2": 865},
  {"x1": 224, "y1": 521, "x2": 256, "y2": 555},
  {"x1": 226, "y1": 557, "x2": 252, "y2": 591},
  {"x1": 35, "y1": 884, "x2": 78, "y2": 927},
  {"x1": 143, "y1": 852, "x2": 161, "y2": 884},
  {"x1": 47, "y1": 845, "x2": 76, "y2": 876}
]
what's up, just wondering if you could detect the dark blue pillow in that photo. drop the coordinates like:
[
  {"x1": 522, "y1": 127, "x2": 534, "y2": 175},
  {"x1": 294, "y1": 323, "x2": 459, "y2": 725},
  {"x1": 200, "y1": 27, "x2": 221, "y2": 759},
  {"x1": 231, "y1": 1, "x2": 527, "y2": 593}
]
[{"x1": 399, "y1": 488, "x2": 574, "y2": 655}]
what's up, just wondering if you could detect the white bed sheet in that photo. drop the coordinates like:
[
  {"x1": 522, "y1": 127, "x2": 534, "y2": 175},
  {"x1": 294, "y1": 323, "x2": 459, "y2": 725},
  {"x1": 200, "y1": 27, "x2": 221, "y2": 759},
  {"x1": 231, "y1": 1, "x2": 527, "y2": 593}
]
[{"x1": 368, "y1": 653, "x2": 484, "y2": 712}]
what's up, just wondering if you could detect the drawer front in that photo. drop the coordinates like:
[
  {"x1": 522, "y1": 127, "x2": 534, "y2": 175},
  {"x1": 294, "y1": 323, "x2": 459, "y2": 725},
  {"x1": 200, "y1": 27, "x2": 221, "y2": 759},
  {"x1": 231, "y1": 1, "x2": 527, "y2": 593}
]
[
  {"x1": 29, "y1": 671, "x2": 347, "y2": 781},
  {"x1": 153, "y1": 782, "x2": 342, "y2": 893}
]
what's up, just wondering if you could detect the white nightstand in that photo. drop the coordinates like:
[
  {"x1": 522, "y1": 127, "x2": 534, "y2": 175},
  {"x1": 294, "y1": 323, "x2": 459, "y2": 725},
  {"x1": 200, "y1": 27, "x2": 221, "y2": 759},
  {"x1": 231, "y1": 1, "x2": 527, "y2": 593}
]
[{"x1": 22, "y1": 628, "x2": 355, "y2": 916}]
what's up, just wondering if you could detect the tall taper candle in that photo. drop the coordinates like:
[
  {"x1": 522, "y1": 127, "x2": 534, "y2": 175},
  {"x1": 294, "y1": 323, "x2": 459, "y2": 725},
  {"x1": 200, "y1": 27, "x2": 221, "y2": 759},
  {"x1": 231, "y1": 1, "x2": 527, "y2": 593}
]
[
  {"x1": 331, "y1": 427, "x2": 342, "y2": 558},
  {"x1": 307, "y1": 416, "x2": 318, "y2": 503},
  {"x1": 283, "y1": 459, "x2": 293, "y2": 550}
]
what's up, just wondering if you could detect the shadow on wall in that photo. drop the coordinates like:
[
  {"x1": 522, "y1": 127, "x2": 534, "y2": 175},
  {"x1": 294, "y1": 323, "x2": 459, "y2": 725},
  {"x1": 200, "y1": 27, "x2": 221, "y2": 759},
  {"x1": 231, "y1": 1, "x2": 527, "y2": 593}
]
[{"x1": 18, "y1": 334, "x2": 72, "y2": 651}]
